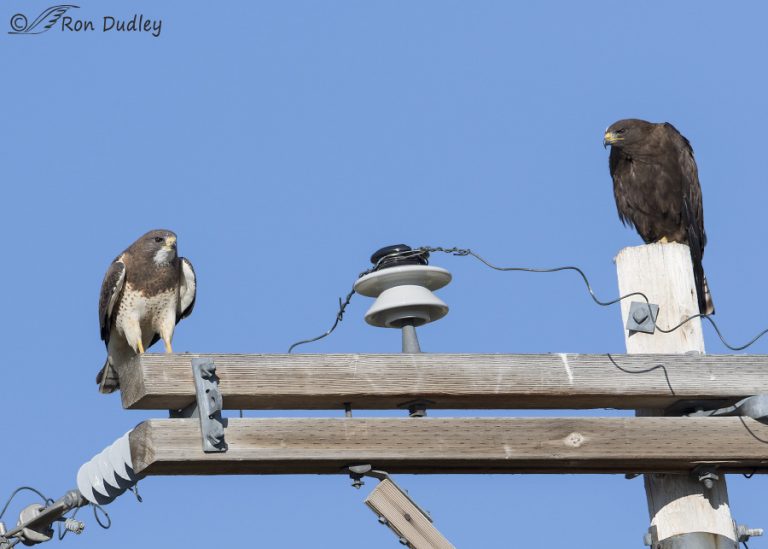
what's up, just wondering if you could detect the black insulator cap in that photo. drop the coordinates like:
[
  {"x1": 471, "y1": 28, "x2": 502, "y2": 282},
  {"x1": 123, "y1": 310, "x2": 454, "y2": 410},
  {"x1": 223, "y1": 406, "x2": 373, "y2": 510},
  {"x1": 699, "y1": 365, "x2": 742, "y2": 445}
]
[{"x1": 370, "y1": 244, "x2": 429, "y2": 270}]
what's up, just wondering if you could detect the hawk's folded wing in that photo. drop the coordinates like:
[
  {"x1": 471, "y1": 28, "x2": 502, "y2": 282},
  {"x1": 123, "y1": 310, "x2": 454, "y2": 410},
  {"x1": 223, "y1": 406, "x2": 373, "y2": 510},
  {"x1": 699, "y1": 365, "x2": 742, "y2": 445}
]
[
  {"x1": 178, "y1": 257, "x2": 196, "y2": 320},
  {"x1": 99, "y1": 259, "x2": 126, "y2": 345}
]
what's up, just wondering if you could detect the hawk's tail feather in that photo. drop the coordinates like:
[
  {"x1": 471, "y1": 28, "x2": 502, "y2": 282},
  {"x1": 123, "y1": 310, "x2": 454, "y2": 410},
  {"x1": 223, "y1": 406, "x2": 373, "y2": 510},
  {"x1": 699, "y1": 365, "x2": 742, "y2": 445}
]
[
  {"x1": 685, "y1": 223, "x2": 713, "y2": 316},
  {"x1": 702, "y1": 273, "x2": 715, "y2": 316},
  {"x1": 96, "y1": 359, "x2": 120, "y2": 394},
  {"x1": 690, "y1": 250, "x2": 714, "y2": 316}
]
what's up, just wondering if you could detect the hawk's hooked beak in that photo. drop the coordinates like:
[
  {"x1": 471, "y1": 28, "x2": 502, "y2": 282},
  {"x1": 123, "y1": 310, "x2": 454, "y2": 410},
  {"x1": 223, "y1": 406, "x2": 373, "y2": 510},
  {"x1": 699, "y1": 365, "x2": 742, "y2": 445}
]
[
  {"x1": 603, "y1": 131, "x2": 621, "y2": 148},
  {"x1": 166, "y1": 236, "x2": 177, "y2": 249}
]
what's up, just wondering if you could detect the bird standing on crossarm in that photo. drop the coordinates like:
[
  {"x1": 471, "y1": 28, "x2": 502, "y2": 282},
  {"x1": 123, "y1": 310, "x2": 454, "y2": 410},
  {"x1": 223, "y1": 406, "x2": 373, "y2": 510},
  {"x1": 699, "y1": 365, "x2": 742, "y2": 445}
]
[
  {"x1": 604, "y1": 119, "x2": 714, "y2": 315},
  {"x1": 96, "y1": 229, "x2": 196, "y2": 393}
]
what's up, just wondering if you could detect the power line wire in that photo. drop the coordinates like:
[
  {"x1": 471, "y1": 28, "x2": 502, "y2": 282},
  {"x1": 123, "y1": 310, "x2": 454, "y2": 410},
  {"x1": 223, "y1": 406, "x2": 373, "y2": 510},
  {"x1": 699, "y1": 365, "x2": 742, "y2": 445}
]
[
  {"x1": 0, "y1": 486, "x2": 51, "y2": 521},
  {"x1": 288, "y1": 245, "x2": 768, "y2": 353}
]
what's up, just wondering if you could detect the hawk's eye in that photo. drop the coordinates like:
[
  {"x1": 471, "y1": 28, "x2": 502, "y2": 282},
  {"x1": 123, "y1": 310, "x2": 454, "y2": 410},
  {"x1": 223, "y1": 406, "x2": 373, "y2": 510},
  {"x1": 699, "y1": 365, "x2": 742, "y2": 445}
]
[
  {"x1": 154, "y1": 237, "x2": 164, "y2": 243},
  {"x1": 616, "y1": 129, "x2": 626, "y2": 135}
]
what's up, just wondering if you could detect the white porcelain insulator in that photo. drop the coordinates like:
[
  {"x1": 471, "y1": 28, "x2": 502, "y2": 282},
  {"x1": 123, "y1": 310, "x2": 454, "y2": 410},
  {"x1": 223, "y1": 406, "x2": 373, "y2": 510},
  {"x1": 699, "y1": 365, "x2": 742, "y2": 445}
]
[
  {"x1": 76, "y1": 431, "x2": 137, "y2": 505},
  {"x1": 353, "y1": 265, "x2": 451, "y2": 328}
]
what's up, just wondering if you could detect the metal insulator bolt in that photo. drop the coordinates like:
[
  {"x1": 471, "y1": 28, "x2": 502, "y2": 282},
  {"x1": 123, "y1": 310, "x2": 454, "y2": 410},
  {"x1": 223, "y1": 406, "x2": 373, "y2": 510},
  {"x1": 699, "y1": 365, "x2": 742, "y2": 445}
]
[
  {"x1": 63, "y1": 518, "x2": 85, "y2": 535},
  {"x1": 200, "y1": 363, "x2": 216, "y2": 379},
  {"x1": 696, "y1": 470, "x2": 719, "y2": 490},
  {"x1": 399, "y1": 537, "x2": 409, "y2": 546},
  {"x1": 737, "y1": 524, "x2": 764, "y2": 542}
]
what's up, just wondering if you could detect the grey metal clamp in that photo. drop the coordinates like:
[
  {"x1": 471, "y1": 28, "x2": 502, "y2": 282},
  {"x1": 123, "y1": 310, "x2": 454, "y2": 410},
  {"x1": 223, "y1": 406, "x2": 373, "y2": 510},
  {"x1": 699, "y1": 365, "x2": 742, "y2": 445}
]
[
  {"x1": 626, "y1": 301, "x2": 660, "y2": 334},
  {"x1": 170, "y1": 358, "x2": 227, "y2": 452},
  {"x1": 686, "y1": 394, "x2": 768, "y2": 422}
]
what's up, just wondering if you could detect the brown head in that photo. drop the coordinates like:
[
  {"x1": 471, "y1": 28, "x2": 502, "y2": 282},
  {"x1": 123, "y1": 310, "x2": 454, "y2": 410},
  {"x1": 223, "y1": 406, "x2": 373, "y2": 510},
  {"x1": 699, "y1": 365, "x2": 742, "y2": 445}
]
[
  {"x1": 127, "y1": 229, "x2": 178, "y2": 265},
  {"x1": 603, "y1": 119, "x2": 656, "y2": 152}
]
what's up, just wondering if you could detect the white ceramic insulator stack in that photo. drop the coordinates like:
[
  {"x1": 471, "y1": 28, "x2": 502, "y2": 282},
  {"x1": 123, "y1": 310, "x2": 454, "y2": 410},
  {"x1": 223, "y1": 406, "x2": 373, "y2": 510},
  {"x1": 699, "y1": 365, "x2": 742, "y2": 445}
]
[
  {"x1": 353, "y1": 265, "x2": 452, "y2": 328},
  {"x1": 76, "y1": 431, "x2": 139, "y2": 505}
]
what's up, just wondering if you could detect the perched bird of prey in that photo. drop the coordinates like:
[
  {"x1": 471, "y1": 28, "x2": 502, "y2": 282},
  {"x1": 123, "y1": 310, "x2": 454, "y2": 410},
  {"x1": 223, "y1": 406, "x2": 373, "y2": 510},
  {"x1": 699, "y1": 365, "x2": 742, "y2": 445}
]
[
  {"x1": 96, "y1": 230, "x2": 196, "y2": 393},
  {"x1": 604, "y1": 119, "x2": 713, "y2": 314}
]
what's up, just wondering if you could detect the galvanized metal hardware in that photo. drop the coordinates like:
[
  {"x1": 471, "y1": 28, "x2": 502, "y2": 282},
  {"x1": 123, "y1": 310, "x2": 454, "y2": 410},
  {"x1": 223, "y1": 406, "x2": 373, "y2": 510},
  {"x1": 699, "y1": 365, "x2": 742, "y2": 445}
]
[
  {"x1": 397, "y1": 399, "x2": 435, "y2": 418},
  {"x1": 348, "y1": 464, "x2": 373, "y2": 489},
  {"x1": 344, "y1": 464, "x2": 432, "y2": 521},
  {"x1": 626, "y1": 301, "x2": 659, "y2": 334},
  {"x1": 16, "y1": 503, "x2": 54, "y2": 544},
  {"x1": 642, "y1": 529, "x2": 653, "y2": 547},
  {"x1": 736, "y1": 523, "x2": 764, "y2": 543},
  {"x1": 170, "y1": 358, "x2": 227, "y2": 453},
  {"x1": 2, "y1": 490, "x2": 87, "y2": 546},
  {"x1": 401, "y1": 322, "x2": 422, "y2": 353},
  {"x1": 690, "y1": 465, "x2": 720, "y2": 490},
  {"x1": 686, "y1": 394, "x2": 768, "y2": 422},
  {"x1": 345, "y1": 464, "x2": 452, "y2": 549}
]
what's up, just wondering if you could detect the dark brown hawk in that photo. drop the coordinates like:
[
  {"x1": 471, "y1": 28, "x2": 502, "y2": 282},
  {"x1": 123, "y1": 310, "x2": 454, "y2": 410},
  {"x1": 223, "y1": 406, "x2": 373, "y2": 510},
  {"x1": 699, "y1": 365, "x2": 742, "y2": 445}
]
[
  {"x1": 604, "y1": 119, "x2": 713, "y2": 315},
  {"x1": 96, "y1": 229, "x2": 196, "y2": 393}
]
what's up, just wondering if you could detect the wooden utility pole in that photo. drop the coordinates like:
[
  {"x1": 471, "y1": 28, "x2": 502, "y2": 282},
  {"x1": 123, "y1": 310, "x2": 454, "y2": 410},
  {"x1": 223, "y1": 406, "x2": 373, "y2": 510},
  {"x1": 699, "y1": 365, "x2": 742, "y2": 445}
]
[{"x1": 616, "y1": 243, "x2": 738, "y2": 549}]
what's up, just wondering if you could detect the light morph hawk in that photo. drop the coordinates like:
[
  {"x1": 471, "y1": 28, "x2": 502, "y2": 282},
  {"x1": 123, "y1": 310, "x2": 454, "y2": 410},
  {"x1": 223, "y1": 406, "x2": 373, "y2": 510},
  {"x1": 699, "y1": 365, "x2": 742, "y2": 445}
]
[
  {"x1": 604, "y1": 119, "x2": 714, "y2": 315},
  {"x1": 96, "y1": 230, "x2": 196, "y2": 393}
]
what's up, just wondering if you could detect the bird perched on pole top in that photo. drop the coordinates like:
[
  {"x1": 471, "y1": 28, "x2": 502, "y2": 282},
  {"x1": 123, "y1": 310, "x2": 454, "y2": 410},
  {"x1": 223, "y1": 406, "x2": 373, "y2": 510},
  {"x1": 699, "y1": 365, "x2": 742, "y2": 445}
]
[
  {"x1": 96, "y1": 229, "x2": 196, "y2": 393},
  {"x1": 604, "y1": 119, "x2": 714, "y2": 315}
]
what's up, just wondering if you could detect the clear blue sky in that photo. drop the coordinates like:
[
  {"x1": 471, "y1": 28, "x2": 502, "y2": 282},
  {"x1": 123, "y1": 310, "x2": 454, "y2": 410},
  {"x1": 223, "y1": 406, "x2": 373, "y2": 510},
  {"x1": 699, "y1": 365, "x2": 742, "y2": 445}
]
[{"x1": 2, "y1": 1, "x2": 767, "y2": 547}]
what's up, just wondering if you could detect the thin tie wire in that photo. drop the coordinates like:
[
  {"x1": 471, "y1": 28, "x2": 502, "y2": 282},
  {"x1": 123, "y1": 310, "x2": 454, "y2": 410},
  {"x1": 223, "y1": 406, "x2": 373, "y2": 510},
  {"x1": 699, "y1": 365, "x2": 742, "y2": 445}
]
[
  {"x1": 0, "y1": 486, "x2": 51, "y2": 521},
  {"x1": 92, "y1": 503, "x2": 111, "y2": 529},
  {"x1": 288, "y1": 261, "x2": 386, "y2": 353},
  {"x1": 288, "y1": 287, "x2": 358, "y2": 353},
  {"x1": 420, "y1": 246, "x2": 768, "y2": 352},
  {"x1": 287, "y1": 245, "x2": 768, "y2": 353}
]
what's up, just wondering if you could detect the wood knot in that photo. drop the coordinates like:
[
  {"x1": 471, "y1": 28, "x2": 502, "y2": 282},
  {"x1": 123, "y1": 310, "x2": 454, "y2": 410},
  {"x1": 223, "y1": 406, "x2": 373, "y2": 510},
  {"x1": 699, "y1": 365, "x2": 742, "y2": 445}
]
[{"x1": 564, "y1": 432, "x2": 585, "y2": 447}]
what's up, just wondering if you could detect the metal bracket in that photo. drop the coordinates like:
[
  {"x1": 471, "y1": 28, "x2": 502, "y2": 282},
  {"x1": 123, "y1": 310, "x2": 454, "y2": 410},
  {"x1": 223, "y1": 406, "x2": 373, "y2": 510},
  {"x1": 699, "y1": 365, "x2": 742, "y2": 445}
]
[
  {"x1": 690, "y1": 465, "x2": 720, "y2": 490},
  {"x1": 348, "y1": 464, "x2": 385, "y2": 489},
  {"x1": 1, "y1": 490, "x2": 87, "y2": 547},
  {"x1": 626, "y1": 301, "x2": 659, "y2": 334},
  {"x1": 686, "y1": 394, "x2": 768, "y2": 422},
  {"x1": 642, "y1": 528, "x2": 654, "y2": 547},
  {"x1": 736, "y1": 523, "x2": 764, "y2": 543},
  {"x1": 170, "y1": 358, "x2": 227, "y2": 452},
  {"x1": 345, "y1": 465, "x2": 432, "y2": 520},
  {"x1": 345, "y1": 464, "x2": 453, "y2": 549},
  {"x1": 397, "y1": 399, "x2": 435, "y2": 418}
]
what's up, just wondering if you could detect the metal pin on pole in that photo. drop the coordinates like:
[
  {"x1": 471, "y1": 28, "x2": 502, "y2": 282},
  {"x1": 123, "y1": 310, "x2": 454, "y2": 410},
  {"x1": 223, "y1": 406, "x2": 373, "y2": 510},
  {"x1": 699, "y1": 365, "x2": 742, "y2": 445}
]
[
  {"x1": 401, "y1": 320, "x2": 421, "y2": 353},
  {"x1": 354, "y1": 244, "x2": 451, "y2": 418}
]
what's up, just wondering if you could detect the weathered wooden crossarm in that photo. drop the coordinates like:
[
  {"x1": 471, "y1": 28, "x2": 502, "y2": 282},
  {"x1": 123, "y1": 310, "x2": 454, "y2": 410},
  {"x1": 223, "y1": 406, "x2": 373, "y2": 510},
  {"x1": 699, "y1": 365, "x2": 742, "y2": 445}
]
[
  {"x1": 119, "y1": 353, "x2": 768, "y2": 411},
  {"x1": 129, "y1": 417, "x2": 768, "y2": 476}
]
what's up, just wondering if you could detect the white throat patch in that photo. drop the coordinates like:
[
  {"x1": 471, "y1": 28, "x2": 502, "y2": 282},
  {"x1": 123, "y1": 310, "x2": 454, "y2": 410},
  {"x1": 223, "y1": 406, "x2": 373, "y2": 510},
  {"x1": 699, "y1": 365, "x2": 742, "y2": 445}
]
[{"x1": 153, "y1": 247, "x2": 174, "y2": 265}]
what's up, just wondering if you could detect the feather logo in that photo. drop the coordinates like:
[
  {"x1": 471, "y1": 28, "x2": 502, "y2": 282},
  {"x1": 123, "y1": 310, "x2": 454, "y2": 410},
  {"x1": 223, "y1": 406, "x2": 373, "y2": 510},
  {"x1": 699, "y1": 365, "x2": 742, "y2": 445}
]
[{"x1": 8, "y1": 5, "x2": 79, "y2": 34}]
